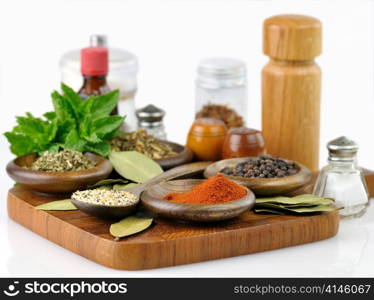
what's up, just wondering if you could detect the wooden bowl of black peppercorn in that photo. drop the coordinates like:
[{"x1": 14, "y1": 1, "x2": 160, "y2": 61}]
[{"x1": 203, "y1": 156, "x2": 312, "y2": 196}]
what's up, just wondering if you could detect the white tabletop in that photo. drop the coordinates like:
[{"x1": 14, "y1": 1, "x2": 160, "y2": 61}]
[{"x1": 1, "y1": 169, "x2": 373, "y2": 277}]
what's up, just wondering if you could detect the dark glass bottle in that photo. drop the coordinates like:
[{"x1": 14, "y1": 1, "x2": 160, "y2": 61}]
[{"x1": 78, "y1": 46, "x2": 118, "y2": 114}]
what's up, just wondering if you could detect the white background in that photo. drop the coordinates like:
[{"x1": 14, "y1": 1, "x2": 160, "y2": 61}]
[{"x1": 0, "y1": 0, "x2": 373, "y2": 277}]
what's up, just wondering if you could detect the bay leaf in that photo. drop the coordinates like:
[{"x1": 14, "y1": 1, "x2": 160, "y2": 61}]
[
  {"x1": 113, "y1": 183, "x2": 141, "y2": 190},
  {"x1": 88, "y1": 178, "x2": 129, "y2": 189},
  {"x1": 255, "y1": 203, "x2": 338, "y2": 214},
  {"x1": 288, "y1": 205, "x2": 339, "y2": 213},
  {"x1": 254, "y1": 208, "x2": 285, "y2": 215},
  {"x1": 35, "y1": 199, "x2": 77, "y2": 211},
  {"x1": 110, "y1": 216, "x2": 153, "y2": 238},
  {"x1": 109, "y1": 151, "x2": 163, "y2": 183},
  {"x1": 256, "y1": 194, "x2": 333, "y2": 206}
]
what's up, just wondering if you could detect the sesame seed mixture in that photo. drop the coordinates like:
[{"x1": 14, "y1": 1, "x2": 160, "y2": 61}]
[{"x1": 72, "y1": 189, "x2": 138, "y2": 206}]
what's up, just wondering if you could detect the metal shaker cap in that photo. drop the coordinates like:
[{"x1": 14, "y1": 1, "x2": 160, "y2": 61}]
[
  {"x1": 90, "y1": 34, "x2": 108, "y2": 47},
  {"x1": 327, "y1": 136, "x2": 358, "y2": 161},
  {"x1": 136, "y1": 104, "x2": 165, "y2": 127}
]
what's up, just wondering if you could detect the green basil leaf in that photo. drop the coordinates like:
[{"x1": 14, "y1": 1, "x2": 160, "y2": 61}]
[
  {"x1": 93, "y1": 116, "x2": 124, "y2": 139},
  {"x1": 90, "y1": 90, "x2": 120, "y2": 118}
]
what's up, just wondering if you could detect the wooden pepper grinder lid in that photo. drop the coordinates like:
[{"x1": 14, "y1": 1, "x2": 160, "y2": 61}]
[{"x1": 263, "y1": 14, "x2": 322, "y2": 60}]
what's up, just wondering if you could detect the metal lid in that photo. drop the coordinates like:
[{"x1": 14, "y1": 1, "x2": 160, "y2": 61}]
[
  {"x1": 90, "y1": 34, "x2": 108, "y2": 47},
  {"x1": 136, "y1": 104, "x2": 165, "y2": 123},
  {"x1": 327, "y1": 136, "x2": 358, "y2": 161},
  {"x1": 197, "y1": 57, "x2": 246, "y2": 78}
]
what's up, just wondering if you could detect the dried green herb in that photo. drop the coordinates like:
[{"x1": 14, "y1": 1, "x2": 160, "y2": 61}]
[
  {"x1": 30, "y1": 149, "x2": 96, "y2": 172},
  {"x1": 109, "y1": 151, "x2": 163, "y2": 183},
  {"x1": 110, "y1": 216, "x2": 153, "y2": 239},
  {"x1": 110, "y1": 129, "x2": 177, "y2": 160},
  {"x1": 35, "y1": 199, "x2": 77, "y2": 211}
]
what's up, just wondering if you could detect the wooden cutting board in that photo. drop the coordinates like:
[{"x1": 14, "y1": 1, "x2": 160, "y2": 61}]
[{"x1": 8, "y1": 186, "x2": 341, "y2": 270}]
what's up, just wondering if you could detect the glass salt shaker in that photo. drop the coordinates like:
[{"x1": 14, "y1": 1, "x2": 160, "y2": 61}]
[
  {"x1": 313, "y1": 136, "x2": 369, "y2": 218},
  {"x1": 195, "y1": 57, "x2": 248, "y2": 128},
  {"x1": 136, "y1": 104, "x2": 167, "y2": 140}
]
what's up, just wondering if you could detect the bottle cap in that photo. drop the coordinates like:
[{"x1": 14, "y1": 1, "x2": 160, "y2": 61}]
[
  {"x1": 327, "y1": 136, "x2": 358, "y2": 162},
  {"x1": 263, "y1": 14, "x2": 322, "y2": 60},
  {"x1": 81, "y1": 47, "x2": 108, "y2": 76},
  {"x1": 90, "y1": 34, "x2": 108, "y2": 47},
  {"x1": 136, "y1": 104, "x2": 165, "y2": 128}
]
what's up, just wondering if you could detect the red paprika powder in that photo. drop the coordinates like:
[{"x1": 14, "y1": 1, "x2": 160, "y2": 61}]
[{"x1": 163, "y1": 174, "x2": 247, "y2": 205}]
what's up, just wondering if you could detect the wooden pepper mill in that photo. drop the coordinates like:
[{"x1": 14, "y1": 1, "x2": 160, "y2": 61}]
[{"x1": 262, "y1": 14, "x2": 322, "y2": 172}]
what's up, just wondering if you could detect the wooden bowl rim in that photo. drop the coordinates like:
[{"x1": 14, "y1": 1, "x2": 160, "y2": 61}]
[
  {"x1": 154, "y1": 140, "x2": 193, "y2": 163},
  {"x1": 71, "y1": 194, "x2": 140, "y2": 209},
  {"x1": 141, "y1": 179, "x2": 255, "y2": 210},
  {"x1": 7, "y1": 152, "x2": 112, "y2": 180},
  {"x1": 204, "y1": 157, "x2": 311, "y2": 185}
]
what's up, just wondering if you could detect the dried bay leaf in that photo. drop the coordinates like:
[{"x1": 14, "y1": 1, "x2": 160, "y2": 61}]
[
  {"x1": 256, "y1": 194, "x2": 333, "y2": 206},
  {"x1": 254, "y1": 208, "x2": 286, "y2": 215},
  {"x1": 110, "y1": 216, "x2": 153, "y2": 239},
  {"x1": 35, "y1": 199, "x2": 77, "y2": 211},
  {"x1": 88, "y1": 178, "x2": 129, "y2": 189},
  {"x1": 288, "y1": 205, "x2": 339, "y2": 213},
  {"x1": 113, "y1": 183, "x2": 140, "y2": 190},
  {"x1": 109, "y1": 151, "x2": 163, "y2": 183}
]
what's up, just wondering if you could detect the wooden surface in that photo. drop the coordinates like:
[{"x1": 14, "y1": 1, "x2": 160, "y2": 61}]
[
  {"x1": 262, "y1": 15, "x2": 321, "y2": 172},
  {"x1": 8, "y1": 186, "x2": 339, "y2": 270}
]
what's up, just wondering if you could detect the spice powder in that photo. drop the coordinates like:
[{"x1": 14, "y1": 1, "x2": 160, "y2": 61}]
[{"x1": 163, "y1": 174, "x2": 247, "y2": 205}]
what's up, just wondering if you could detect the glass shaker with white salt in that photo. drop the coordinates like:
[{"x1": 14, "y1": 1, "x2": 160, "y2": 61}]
[
  {"x1": 313, "y1": 136, "x2": 369, "y2": 218},
  {"x1": 60, "y1": 34, "x2": 138, "y2": 131}
]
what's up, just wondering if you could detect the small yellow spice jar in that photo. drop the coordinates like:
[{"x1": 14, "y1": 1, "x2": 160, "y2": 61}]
[{"x1": 186, "y1": 118, "x2": 227, "y2": 161}]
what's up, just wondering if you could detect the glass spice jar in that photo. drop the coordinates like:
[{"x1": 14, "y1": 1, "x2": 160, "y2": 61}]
[
  {"x1": 136, "y1": 104, "x2": 167, "y2": 140},
  {"x1": 195, "y1": 57, "x2": 248, "y2": 129},
  {"x1": 313, "y1": 136, "x2": 369, "y2": 218},
  {"x1": 221, "y1": 127, "x2": 266, "y2": 159},
  {"x1": 186, "y1": 118, "x2": 227, "y2": 161}
]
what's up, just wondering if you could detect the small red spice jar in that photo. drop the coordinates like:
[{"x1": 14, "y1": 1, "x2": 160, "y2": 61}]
[{"x1": 221, "y1": 127, "x2": 266, "y2": 159}]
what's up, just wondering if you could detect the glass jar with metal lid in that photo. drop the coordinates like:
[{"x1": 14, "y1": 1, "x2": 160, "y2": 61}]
[
  {"x1": 195, "y1": 57, "x2": 248, "y2": 129},
  {"x1": 136, "y1": 104, "x2": 167, "y2": 140},
  {"x1": 313, "y1": 136, "x2": 369, "y2": 218}
]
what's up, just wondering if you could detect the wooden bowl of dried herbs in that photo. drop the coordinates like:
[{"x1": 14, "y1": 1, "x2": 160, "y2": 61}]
[
  {"x1": 204, "y1": 156, "x2": 312, "y2": 196},
  {"x1": 6, "y1": 150, "x2": 113, "y2": 194},
  {"x1": 110, "y1": 130, "x2": 194, "y2": 170}
]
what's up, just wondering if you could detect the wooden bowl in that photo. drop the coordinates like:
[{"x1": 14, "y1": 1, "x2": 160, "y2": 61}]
[
  {"x1": 155, "y1": 141, "x2": 194, "y2": 170},
  {"x1": 6, "y1": 153, "x2": 113, "y2": 194},
  {"x1": 204, "y1": 157, "x2": 312, "y2": 196},
  {"x1": 141, "y1": 179, "x2": 255, "y2": 222},
  {"x1": 71, "y1": 198, "x2": 139, "y2": 220}
]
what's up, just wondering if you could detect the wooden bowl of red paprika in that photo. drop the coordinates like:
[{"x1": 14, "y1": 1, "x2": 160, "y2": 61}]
[{"x1": 141, "y1": 176, "x2": 255, "y2": 222}]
